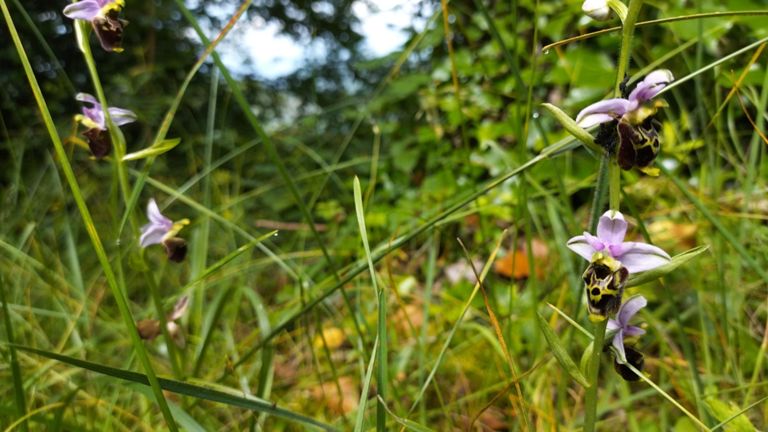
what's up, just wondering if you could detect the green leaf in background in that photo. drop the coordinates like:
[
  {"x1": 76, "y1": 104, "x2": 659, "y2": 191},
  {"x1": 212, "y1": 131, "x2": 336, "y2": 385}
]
[
  {"x1": 626, "y1": 245, "x2": 710, "y2": 288},
  {"x1": 122, "y1": 138, "x2": 182, "y2": 161},
  {"x1": 536, "y1": 310, "x2": 590, "y2": 388}
]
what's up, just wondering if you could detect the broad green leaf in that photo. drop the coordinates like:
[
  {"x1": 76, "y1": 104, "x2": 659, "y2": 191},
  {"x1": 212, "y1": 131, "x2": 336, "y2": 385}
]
[
  {"x1": 536, "y1": 311, "x2": 590, "y2": 388},
  {"x1": 626, "y1": 245, "x2": 710, "y2": 287},
  {"x1": 123, "y1": 138, "x2": 182, "y2": 161},
  {"x1": 705, "y1": 397, "x2": 756, "y2": 432}
]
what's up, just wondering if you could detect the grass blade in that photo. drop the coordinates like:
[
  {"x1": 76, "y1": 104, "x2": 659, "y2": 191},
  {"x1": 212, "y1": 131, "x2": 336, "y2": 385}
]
[
  {"x1": 10, "y1": 344, "x2": 339, "y2": 431},
  {"x1": 353, "y1": 176, "x2": 387, "y2": 431},
  {"x1": 536, "y1": 310, "x2": 590, "y2": 388},
  {"x1": 353, "y1": 336, "x2": 378, "y2": 431}
]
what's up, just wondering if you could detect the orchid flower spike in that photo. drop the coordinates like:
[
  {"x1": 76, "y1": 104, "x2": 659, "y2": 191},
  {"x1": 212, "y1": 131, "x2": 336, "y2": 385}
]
[
  {"x1": 74, "y1": 93, "x2": 136, "y2": 158},
  {"x1": 567, "y1": 210, "x2": 670, "y2": 273},
  {"x1": 576, "y1": 69, "x2": 674, "y2": 129},
  {"x1": 607, "y1": 295, "x2": 647, "y2": 364},
  {"x1": 140, "y1": 199, "x2": 190, "y2": 262},
  {"x1": 63, "y1": 0, "x2": 127, "y2": 52}
]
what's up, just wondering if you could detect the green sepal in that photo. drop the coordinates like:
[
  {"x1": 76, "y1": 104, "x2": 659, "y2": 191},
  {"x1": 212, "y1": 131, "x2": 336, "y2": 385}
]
[
  {"x1": 541, "y1": 103, "x2": 603, "y2": 154},
  {"x1": 607, "y1": 0, "x2": 628, "y2": 23},
  {"x1": 626, "y1": 245, "x2": 710, "y2": 287},
  {"x1": 123, "y1": 137, "x2": 181, "y2": 161},
  {"x1": 75, "y1": 19, "x2": 90, "y2": 54}
]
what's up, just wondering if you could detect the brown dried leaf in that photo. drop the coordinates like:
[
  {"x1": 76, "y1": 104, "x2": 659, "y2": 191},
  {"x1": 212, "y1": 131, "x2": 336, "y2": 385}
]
[{"x1": 310, "y1": 376, "x2": 358, "y2": 415}]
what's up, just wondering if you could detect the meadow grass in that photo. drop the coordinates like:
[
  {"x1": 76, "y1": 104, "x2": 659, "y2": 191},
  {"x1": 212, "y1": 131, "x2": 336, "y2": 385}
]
[{"x1": 1, "y1": 0, "x2": 767, "y2": 430}]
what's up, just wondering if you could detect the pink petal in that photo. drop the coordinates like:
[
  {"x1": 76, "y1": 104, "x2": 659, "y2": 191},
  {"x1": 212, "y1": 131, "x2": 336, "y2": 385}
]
[
  {"x1": 624, "y1": 325, "x2": 645, "y2": 337},
  {"x1": 108, "y1": 107, "x2": 137, "y2": 126},
  {"x1": 63, "y1": 0, "x2": 101, "y2": 20},
  {"x1": 597, "y1": 210, "x2": 627, "y2": 245},
  {"x1": 575, "y1": 98, "x2": 631, "y2": 125},
  {"x1": 606, "y1": 319, "x2": 620, "y2": 332},
  {"x1": 147, "y1": 199, "x2": 172, "y2": 227},
  {"x1": 628, "y1": 69, "x2": 674, "y2": 103},
  {"x1": 583, "y1": 232, "x2": 605, "y2": 251},
  {"x1": 617, "y1": 242, "x2": 671, "y2": 273},
  {"x1": 577, "y1": 113, "x2": 615, "y2": 128},
  {"x1": 139, "y1": 224, "x2": 167, "y2": 247},
  {"x1": 612, "y1": 331, "x2": 627, "y2": 364},
  {"x1": 566, "y1": 235, "x2": 597, "y2": 261},
  {"x1": 75, "y1": 92, "x2": 99, "y2": 106},
  {"x1": 617, "y1": 295, "x2": 647, "y2": 325},
  {"x1": 81, "y1": 106, "x2": 106, "y2": 129}
]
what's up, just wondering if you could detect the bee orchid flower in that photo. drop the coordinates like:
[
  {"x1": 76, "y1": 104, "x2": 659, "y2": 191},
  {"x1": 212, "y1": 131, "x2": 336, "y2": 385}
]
[
  {"x1": 75, "y1": 93, "x2": 136, "y2": 158},
  {"x1": 63, "y1": 0, "x2": 127, "y2": 52},
  {"x1": 140, "y1": 199, "x2": 190, "y2": 262},
  {"x1": 567, "y1": 210, "x2": 671, "y2": 274},
  {"x1": 576, "y1": 69, "x2": 674, "y2": 128},
  {"x1": 607, "y1": 295, "x2": 647, "y2": 364}
]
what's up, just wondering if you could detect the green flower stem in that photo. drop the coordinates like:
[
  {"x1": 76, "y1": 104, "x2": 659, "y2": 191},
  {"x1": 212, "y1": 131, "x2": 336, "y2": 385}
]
[
  {"x1": 0, "y1": 2, "x2": 178, "y2": 429},
  {"x1": 583, "y1": 318, "x2": 608, "y2": 431},
  {"x1": 78, "y1": 22, "x2": 132, "y2": 204},
  {"x1": 608, "y1": 161, "x2": 621, "y2": 211},
  {"x1": 79, "y1": 24, "x2": 183, "y2": 379},
  {"x1": 585, "y1": 2, "x2": 642, "y2": 430},
  {"x1": 614, "y1": 0, "x2": 645, "y2": 95}
]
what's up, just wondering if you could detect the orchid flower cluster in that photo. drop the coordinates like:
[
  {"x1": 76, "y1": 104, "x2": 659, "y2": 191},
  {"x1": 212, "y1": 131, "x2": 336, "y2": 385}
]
[
  {"x1": 64, "y1": 3, "x2": 188, "y2": 261},
  {"x1": 567, "y1": 210, "x2": 668, "y2": 377},
  {"x1": 555, "y1": 68, "x2": 678, "y2": 382},
  {"x1": 62, "y1": 2, "x2": 191, "y2": 339},
  {"x1": 64, "y1": 0, "x2": 135, "y2": 159}
]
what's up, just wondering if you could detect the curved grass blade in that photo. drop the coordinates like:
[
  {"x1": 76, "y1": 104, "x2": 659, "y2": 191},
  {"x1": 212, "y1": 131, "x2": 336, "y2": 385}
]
[
  {"x1": 231, "y1": 135, "x2": 578, "y2": 371},
  {"x1": 353, "y1": 176, "x2": 387, "y2": 431},
  {"x1": 1, "y1": 276, "x2": 27, "y2": 431},
  {"x1": 536, "y1": 311, "x2": 590, "y2": 388},
  {"x1": 542, "y1": 11, "x2": 768, "y2": 52},
  {"x1": 378, "y1": 396, "x2": 435, "y2": 432},
  {"x1": 0, "y1": 1, "x2": 176, "y2": 427},
  {"x1": 405, "y1": 229, "x2": 507, "y2": 415},
  {"x1": 179, "y1": 230, "x2": 278, "y2": 297},
  {"x1": 353, "y1": 336, "x2": 378, "y2": 431},
  {"x1": 173, "y1": 0, "x2": 368, "y2": 349},
  {"x1": 10, "y1": 344, "x2": 338, "y2": 432},
  {"x1": 660, "y1": 164, "x2": 768, "y2": 284}
]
